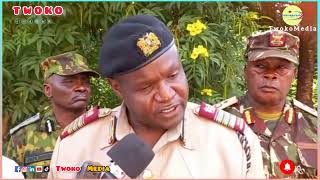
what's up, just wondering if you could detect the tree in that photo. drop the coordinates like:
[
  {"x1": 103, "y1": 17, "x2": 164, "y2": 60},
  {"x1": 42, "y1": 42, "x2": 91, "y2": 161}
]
[{"x1": 2, "y1": 2, "x2": 267, "y2": 141}]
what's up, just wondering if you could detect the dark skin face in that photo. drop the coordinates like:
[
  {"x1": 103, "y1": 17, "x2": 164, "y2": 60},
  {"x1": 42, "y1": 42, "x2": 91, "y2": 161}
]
[
  {"x1": 108, "y1": 45, "x2": 189, "y2": 143},
  {"x1": 245, "y1": 57, "x2": 297, "y2": 112},
  {"x1": 44, "y1": 73, "x2": 92, "y2": 113}
]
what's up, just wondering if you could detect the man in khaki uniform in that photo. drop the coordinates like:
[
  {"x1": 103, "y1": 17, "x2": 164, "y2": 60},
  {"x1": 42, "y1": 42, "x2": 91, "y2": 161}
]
[{"x1": 48, "y1": 15, "x2": 265, "y2": 179}]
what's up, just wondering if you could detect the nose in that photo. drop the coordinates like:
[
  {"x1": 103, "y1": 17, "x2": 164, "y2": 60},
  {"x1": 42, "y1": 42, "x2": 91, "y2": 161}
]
[
  {"x1": 74, "y1": 79, "x2": 88, "y2": 92},
  {"x1": 263, "y1": 72, "x2": 278, "y2": 80},
  {"x1": 155, "y1": 81, "x2": 176, "y2": 102}
]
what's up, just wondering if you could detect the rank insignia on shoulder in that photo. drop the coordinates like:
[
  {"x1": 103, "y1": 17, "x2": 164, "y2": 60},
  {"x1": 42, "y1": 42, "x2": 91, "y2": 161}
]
[
  {"x1": 196, "y1": 102, "x2": 246, "y2": 134},
  {"x1": 60, "y1": 107, "x2": 113, "y2": 140},
  {"x1": 9, "y1": 113, "x2": 40, "y2": 135},
  {"x1": 213, "y1": 96, "x2": 238, "y2": 110},
  {"x1": 293, "y1": 99, "x2": 318, "y2": 117}
]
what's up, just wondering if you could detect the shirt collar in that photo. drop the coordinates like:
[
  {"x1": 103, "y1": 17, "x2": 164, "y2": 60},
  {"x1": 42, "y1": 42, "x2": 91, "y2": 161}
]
[{"x1": 110, "y1": 102, "x2": 192, "y2": 152}]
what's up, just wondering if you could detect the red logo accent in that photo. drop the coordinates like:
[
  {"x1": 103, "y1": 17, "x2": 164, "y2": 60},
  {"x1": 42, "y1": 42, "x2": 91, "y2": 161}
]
[
  {"x1": 269, "y1": 32, "x2": 286, "y2": 47},
  {"x1": 280, "y1": 159, "x2": 295, "y2": 174}
]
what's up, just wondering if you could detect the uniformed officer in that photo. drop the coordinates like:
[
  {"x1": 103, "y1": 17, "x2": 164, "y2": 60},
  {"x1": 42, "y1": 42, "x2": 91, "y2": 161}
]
[
  {"x1": 213, "y1": 30, "x2": 318, "y2": 178},
  {"x1": 48, "y1": 15, "x2": 265, "y2": 179},
  {"x1": 6, "y1": 52, "x2": 99, "y2": 178}
]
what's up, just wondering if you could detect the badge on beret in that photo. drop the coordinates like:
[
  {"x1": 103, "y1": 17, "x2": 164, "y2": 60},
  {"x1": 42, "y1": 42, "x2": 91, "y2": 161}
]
[
  {"x1": 269, "y1": 31, "x2": 286, "y2": 47},
  {"x1": 137, "y1": 32, "x2": 161, "y2": 57}
]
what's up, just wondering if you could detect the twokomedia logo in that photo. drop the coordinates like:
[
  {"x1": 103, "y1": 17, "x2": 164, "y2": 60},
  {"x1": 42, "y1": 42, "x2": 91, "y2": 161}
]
[{"x1": 282, "y1": 5, "x2": 303, "y2": 26}]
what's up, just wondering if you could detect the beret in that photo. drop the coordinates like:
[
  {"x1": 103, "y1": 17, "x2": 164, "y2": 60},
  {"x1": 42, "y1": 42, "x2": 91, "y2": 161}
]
[{"x1": 99, "y1": 15, "x2": 175, "y2": 77}]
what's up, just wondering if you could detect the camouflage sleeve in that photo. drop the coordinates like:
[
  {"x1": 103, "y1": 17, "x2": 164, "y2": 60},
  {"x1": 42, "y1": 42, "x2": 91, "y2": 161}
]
[{"x1": 6, "y1": 134, "x2": 25, "y2": 166}]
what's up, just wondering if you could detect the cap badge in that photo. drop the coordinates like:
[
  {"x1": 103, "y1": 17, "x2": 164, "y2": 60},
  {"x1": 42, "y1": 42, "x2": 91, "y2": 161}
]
[
  {"x1": 269, "y1": 32, "x2": 285, "y2": 47},
  {"x1": 137, "y1": 32, "x2": 161, "y2": 57}
]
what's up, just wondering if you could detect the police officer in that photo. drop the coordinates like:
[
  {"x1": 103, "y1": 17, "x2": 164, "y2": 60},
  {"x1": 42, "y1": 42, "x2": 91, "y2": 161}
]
[
  {"x1": 6, "y1": 52, "x2": 99, "y2": 178},
  {"x1": 48, "y1": 15, "x2": 265, "y2": 179},
  {"x1": 213, "y1": 30, "x2": 317, "y2": 178}
]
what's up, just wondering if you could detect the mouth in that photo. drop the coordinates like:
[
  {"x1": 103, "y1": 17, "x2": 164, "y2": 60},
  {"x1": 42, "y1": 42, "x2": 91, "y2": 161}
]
[
  {"x1": 160, "y1": 105, "x2": 178, "y2": 113},
  {"x1": 73, "y1": 95, "x2": 88, "y2": 101},
  {"x1": 158, "y1": 104, "x2": 180, "y2": 118},
  {"x1": 260, "y1": 86, "x2": 278, "y2": 92}
]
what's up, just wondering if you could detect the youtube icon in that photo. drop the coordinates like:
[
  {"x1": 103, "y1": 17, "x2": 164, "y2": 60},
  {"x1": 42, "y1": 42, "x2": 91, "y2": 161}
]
[{"x1": 36, "y1": 166, "x2": 43, "y2": 172}]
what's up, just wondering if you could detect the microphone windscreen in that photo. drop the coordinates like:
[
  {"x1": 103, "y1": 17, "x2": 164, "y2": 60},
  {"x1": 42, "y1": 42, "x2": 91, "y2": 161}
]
[
  {"x1": 107, "y1": 133, "x2": 155, "y2": 178},
  {"x1": 76, "y1": 161, "x2": 103, "y2": 179}
]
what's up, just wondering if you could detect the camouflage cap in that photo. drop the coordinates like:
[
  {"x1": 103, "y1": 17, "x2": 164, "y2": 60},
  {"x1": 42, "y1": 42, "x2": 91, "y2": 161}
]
[
  {"x1": 245, "y1": 30, "x2": 300, "y2": 65},
  {"x1": 41, "y1": 52, "x2": 100, "y2": 80}
]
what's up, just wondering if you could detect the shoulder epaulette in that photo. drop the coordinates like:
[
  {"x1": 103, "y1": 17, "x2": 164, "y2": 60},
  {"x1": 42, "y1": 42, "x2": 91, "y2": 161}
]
[
  {"x1": 60, "y1": 107, "x2": 113, "y2": 140},
  {"x1": 293, "y1": 99, "x2": 318, "y2": 117},
  {"x1": 195, "y1": 102, "x2": 251, "y2": 173},
  {"x1": 9, "y1": 113, "x2": 41, "y2": 135},
  {"x1": 213, "y1": 96, "x2": 238, "y2": 109},
  {"x1": 195, "y1": 102, "x2": 246, "y2": 134}
]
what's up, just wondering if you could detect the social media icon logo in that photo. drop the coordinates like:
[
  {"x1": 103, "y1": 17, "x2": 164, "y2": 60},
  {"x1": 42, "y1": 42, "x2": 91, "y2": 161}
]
[
  {"x1": 28, "y1": 166, "x2": 36, "y2": 172},
  {"x1": 43, "y1": 166, "x2": 50, "y2": 172},
  {"x1": 36, "y1": 166, "x2": 43, "y2": 172},
  {"x1": 15, "y1": 166, "x2": 21, "y2": 172},
  {"x1": 282, "y1": 5, "x2": 303, "y2": 26},
  {"x1": 280, "y1": 159, "x2": 295, "y2": 174},
  {"x1": 21, "y1": 166, "x2": 28, "y2": 172}
]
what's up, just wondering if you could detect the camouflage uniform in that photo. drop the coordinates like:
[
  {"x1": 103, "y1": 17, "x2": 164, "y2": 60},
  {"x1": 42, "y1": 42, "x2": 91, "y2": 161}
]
[
  {"x1": 6, "y1": 108, "x2": 62, "y2": 178},
  {"x1": 5, "y1": 52, "x2": 99, "y2": 178},
  {"x1": 215, "y1": 95, "x2": 317, "y2": 178},
  {"x1": 214, "y1": 30, "x2": 318, "y2": 178}
]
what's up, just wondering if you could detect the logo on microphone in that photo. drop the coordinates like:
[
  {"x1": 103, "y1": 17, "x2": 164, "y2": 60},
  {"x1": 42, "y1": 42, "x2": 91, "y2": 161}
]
[{"x1": 280, "y1": 159, "x2": 295, "y2": 174}]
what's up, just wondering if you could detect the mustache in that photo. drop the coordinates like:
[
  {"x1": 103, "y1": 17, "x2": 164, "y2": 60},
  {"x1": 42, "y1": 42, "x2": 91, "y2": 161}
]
[
  {"x1": 259, "y1": 80, "x2": 279, "y2": 89},
  {"x1": 72, "y1": 93, "x2": 89, "y2": 100}
]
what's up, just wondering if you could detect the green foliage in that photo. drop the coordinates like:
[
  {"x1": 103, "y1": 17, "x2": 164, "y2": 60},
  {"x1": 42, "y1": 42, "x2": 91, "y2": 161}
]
[{"x1": 5, "y1": 2, "x2": 304, "y2": 128}]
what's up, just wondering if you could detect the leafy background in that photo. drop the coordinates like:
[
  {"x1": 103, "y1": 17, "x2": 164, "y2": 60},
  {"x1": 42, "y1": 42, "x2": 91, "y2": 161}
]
[{"x1": 2, "y1": 2, "x2": 317, "y2": 137}]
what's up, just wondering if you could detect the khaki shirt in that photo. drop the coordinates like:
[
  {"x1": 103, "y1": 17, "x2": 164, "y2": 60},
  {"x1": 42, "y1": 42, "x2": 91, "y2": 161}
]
[{"x1": 48, "y1": 102, "x2": 265, "y2": 179}]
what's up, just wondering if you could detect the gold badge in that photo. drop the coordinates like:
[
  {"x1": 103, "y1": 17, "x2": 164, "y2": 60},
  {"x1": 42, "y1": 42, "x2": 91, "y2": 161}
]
[{"x1": 137, "y1": 32, "x2": 161, "y2": 57}]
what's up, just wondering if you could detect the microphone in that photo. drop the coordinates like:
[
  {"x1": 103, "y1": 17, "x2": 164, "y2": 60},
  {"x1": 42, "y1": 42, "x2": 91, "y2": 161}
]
[
  {"x1": 107, "y1": 133, "x2": 155, "y2": 178},
  {"x1": 76, "y1": 133, "x2": 155, "y2": 179},
  {"x1": 76, "y1": 161, "x2": 107, "y2": 179}
]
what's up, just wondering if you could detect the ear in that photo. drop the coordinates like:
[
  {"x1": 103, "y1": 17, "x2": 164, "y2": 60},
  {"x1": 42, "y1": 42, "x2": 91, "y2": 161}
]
[
  {"x1": 44, "y1": 83, "x2": 52, "y2": 98},
  {"x1": 244, "y1": 65, "x2": 248, "y2": 81},
  {"x1": 294, "y1": 66, "x2": 298, "y2": 78},
  {"x1": 107, "y1": 78, "x2": 123, "y2": 99},
  {"x1": 292, "y1": 66, "x2": 298, "y2": 81}
]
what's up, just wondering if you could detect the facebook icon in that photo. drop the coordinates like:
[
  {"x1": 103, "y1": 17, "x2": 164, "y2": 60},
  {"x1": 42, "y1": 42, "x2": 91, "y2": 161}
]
[{"x1": 14, "y1": 166, "x2": 21, "y2": 172}]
